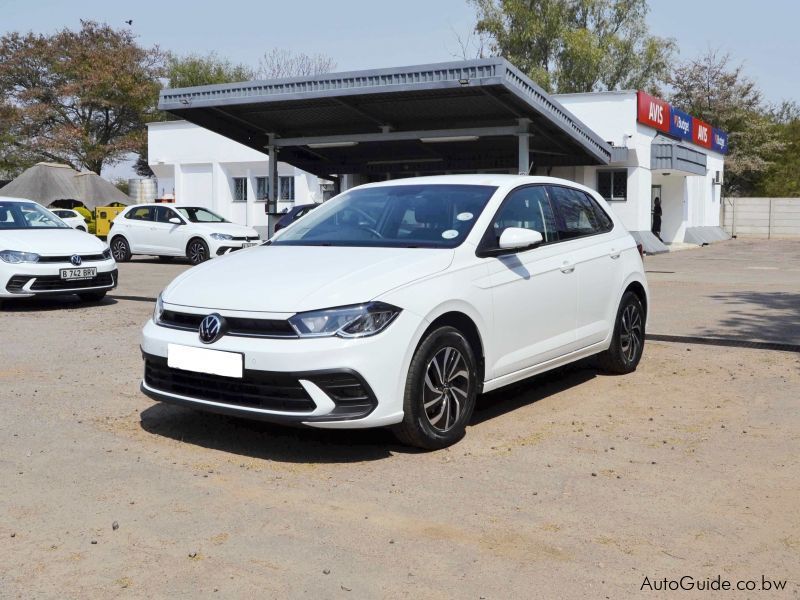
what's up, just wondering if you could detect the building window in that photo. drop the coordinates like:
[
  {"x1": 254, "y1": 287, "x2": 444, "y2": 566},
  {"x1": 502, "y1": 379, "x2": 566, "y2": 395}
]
[
  {"x1": 255, "y1": 177, "x2": 269, "y2": 201},
  {"x1": 279, "y1": 176, "x2": 295, "y2": 201},
  {"x1": 232, "y1": 177, "x2": 247, "y2": 202},
  {"x1": 597, "y1": 170, "x2": 627, "y2": 201}
]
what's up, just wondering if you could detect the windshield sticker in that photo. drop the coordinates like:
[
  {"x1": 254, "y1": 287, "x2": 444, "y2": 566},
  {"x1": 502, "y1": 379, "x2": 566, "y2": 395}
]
[
  {"x1": 442, "y1": 230, "x2": 459, "y2": 239},
  {"x1": 456, "y1": 212, "x2": 473, "y2": 221}
]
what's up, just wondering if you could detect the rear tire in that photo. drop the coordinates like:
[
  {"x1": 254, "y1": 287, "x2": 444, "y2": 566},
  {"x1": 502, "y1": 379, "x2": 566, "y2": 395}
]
[
  {"x1": 110, "y1": 236, "x2": 131, "y2": 262},
  {"x1": 393, "y1": 326, "x2": 478, "y2": 450},
  {"x1": 596, "y1": 291, "x2": 645, "y2": 374},
  {"x1": 186, "y1": 238, "x2": 209, "y2": 265},
  {"x1": 78, "y1": 290, "x2": 107, "y2": 302}
]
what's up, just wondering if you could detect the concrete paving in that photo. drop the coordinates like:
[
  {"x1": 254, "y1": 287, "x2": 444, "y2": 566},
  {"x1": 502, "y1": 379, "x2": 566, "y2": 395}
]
[{"x1": 645, "y1": 239, "x2": 800, "y2": 345}]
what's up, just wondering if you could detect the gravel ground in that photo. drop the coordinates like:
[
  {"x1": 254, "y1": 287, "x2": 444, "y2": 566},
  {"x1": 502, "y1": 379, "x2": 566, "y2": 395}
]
[{"x1": 1, "y1": 242, "x2": 798, "y2": 598}]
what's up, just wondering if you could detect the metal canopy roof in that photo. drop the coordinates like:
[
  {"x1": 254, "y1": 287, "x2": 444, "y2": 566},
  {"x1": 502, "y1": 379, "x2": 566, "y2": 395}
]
[{"x1": 159, "y1": 58, "x2": 611, "y2": 178}]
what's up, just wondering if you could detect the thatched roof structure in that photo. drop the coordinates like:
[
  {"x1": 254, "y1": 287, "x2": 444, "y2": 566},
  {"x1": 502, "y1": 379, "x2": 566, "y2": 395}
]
[{"x1": 0, "y1": 162, "x2": 129, "y2": 209}]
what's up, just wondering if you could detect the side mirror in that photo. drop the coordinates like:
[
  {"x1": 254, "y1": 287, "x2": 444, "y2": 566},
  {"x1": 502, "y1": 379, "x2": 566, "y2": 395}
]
[
  {"x1": 498, "y1": 227, "x2": 543, "y2": 250},
  {"x1": 168, "y1": 217, "x2": 182, "y2": 225}
]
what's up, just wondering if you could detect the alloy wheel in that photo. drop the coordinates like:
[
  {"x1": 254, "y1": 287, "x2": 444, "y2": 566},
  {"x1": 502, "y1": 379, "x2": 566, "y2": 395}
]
[
  {"x1": 619, "y1": 303, "x2": 643, "y2": 364},
  {"x1": 111, "y1": 239, "x2": 127, "y2": 261},
  {"x1": 422, "y1": 346, "x2": 470, "y2": 433},
  {"x1": 188, "y1": 241, "x2": 206, "y2": 263}
]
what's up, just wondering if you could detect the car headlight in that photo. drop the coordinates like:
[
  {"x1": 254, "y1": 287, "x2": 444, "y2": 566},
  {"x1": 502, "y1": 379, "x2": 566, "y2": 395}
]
[
  {"x1": 153, "y1": 293, "x2": 165, "y2": 324},
  {"x1": 210, "y1": 233, "x2": 233, "y2": 241},
  {"x1": 0, "y1": 250, "x2": 40, "y2": 264},
  {"x1": 288, "y1": 302, "x2": 401, "y2": 338},
  {"x1": 102, "y1": 247, "x2": 112, "y2": 260}
]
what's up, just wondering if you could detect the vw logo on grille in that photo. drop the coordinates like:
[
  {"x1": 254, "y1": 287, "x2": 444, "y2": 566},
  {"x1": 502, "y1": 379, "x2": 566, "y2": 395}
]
[
  {"x1": 70, "y1": 254, "x2": 82, "y2": 266},
  {"x1": 199, "y1": 313, "x2": 225, "y2": 344}
]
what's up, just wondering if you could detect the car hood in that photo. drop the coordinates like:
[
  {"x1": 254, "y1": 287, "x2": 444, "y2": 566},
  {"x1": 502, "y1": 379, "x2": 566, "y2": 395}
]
[
  {"x1": 163, "y1": 245, "x2": 454, "y2": 312},
  {"x1": 0, "y1": 228, "x2": 107, "y2": 255},
  {"x1": 193, "y1": 222, "x2": 259, "y2": 237}
]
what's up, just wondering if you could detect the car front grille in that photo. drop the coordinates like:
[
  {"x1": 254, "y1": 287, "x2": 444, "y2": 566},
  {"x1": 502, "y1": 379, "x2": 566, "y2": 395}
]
[
  {"x1": 229, "y1": 236, "x2": 259, "y2": 241},
  {"x1": 6, "y1": 270, "x2": 117, "y2": 293},
  {"x1": 143, "y1": 355, "x2": 377, "y2": 419},
  {"x1": 37, "y1": 253, "x2": 107, "y2": 263},
  {"x1": 159, "y1": 310, "x2": 297, "y2": 338}
]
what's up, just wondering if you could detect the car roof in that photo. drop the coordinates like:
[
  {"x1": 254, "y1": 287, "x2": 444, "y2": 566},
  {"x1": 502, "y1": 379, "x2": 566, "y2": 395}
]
[{"x1": 353, "y1": 174, "x2": 604, "y2": 200}]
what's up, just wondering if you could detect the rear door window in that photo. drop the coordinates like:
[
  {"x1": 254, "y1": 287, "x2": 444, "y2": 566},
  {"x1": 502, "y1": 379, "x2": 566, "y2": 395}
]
[{"x1": 547, "y1": 186, "x2": 605, "y2": 240}]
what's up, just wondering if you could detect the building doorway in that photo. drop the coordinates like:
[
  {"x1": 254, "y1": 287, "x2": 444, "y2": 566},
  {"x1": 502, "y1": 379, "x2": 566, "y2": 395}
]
[{"x1": 651, "y1": 185, "x2": 662, "y2": 240}]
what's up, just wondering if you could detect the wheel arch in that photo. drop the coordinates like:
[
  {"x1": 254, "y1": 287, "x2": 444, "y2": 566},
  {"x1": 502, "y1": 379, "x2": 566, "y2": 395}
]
[
  {"x1": 623, "y1": 279, "x2": 648, "y2": 320},
  {"x1": 418, "y1": 311, "x2": 485, "y2": 388}
]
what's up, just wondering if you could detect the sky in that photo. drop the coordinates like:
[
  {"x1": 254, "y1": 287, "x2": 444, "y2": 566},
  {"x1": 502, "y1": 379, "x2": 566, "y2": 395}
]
[{"x1": 1, "y1": 0, "x2": 798, "y2": 178}]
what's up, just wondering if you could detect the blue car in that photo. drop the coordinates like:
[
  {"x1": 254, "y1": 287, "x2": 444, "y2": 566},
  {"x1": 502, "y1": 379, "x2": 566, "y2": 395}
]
[{"x1": 273, "y1": 204, "x2": 318, "y2": 233}]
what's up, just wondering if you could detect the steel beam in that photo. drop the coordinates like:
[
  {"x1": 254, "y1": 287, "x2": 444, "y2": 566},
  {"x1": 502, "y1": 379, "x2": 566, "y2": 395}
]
[{"x1": 273, "y1": 125, "x2": 526, "y2": 148}]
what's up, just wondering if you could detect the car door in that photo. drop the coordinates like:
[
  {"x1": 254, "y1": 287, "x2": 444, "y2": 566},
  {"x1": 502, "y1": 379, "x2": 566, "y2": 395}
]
[
  {"x1": 121, "y1": 206, "x2": 155, "y2": 253},
  {"x1": 151, "y1": 206, "x2": 187, "y2": 255},
  {"x1": 476, "y1": 185, "x2": 580, "y2": 378},
  {"x1": 546, "y1": 185, "x2": 621, "y2": 348}
]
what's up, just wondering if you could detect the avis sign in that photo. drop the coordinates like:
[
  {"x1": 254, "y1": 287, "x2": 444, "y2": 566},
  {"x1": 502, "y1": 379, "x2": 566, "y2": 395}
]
[{"x1": 636, "y1": 91, "x2": 728, "y2": 154}]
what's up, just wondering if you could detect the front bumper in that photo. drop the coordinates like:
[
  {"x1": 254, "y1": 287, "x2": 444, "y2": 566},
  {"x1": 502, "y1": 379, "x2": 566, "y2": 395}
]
[
  {"x1": 139, "y1": 308, "x2": 422, "y2": 428},
  {"x1": 1, "y1": 259, "x2": 118, "y2": 297},
  {"x1": 208, "y1": 238, "x2": 261, "y2": 257}
]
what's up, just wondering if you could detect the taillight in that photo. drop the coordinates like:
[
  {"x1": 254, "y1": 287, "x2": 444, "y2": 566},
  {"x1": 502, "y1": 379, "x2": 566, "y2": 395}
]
[{"x1": 636, "y1": 242, "x2": 644, "y2": 258}]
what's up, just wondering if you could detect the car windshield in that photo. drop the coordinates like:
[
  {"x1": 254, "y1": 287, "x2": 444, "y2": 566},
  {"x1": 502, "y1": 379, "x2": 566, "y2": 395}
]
[
  {"x1": 174, "y1": 207, "x2": 228, "y2": 223},
  {"x1": 272, "y1": 184, "x2": 497, "y2": 248},
  {"x1": 0, "y1": 201, "x2": 69, "y2": 230}
]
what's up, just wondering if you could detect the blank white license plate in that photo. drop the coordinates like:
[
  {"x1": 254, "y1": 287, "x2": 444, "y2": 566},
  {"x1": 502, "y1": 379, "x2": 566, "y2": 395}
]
[
  {"x1": 167, "y1": 343, "x2": 243, "y2": 378},
  {"x1": 241, "y1": 242, "x2": 258, "y2": 248},
  {"x1": 60, "y1": 267, "x2": 97, "y2": 280}
]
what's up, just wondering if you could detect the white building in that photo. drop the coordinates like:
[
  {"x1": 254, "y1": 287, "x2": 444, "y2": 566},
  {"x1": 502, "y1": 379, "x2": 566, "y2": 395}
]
[
  {"x1": 552, "y1": 91, "x2": 728, "y2": 251},
  {"x1": 147, "y1": 121, "x2": 324, "y2": 234}
]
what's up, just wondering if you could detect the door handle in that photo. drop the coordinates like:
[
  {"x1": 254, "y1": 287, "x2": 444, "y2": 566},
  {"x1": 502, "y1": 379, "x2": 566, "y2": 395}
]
[
  {"x1": 609, "y1": 249, "x2": 621, "y2": 259},
  {"x1": 560, "y1": 261, "x2": 575, "y2": 274}
]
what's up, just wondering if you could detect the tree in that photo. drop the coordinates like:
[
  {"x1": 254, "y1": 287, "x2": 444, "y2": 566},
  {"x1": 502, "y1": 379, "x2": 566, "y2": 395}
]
[
  {"x1": 165, "y1": 52, "x2": 254, "y2": 88},
  {"x1": 0, "y1": 20, "x2": 164, "y2": 175},
  {"x1": 668, "y1": 50, "x2": 784, "y2": 196},
  {"x1": 757, "y1": 102, "x2": 800, "y2": 197},
  {"x1": 470, "y1": 0, "x2": 674, "y2": 93},
  {"x1": 256, "y1": 49, "x2": 336, "y2": 79}
]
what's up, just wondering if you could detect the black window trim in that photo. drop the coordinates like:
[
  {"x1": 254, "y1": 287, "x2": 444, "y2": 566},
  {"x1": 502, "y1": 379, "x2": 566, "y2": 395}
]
[{"x1": 475, "y1": 183, "x2": 615, "y2": 258}]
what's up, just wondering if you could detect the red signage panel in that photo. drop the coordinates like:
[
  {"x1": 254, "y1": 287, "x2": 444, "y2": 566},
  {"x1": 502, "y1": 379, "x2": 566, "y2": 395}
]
[
  {"x1": 692, "y1": 119, "x2": 713, "y2": 149},
  {"x1": 637, "y1": 91, "x2": 670, "y2": 133}
]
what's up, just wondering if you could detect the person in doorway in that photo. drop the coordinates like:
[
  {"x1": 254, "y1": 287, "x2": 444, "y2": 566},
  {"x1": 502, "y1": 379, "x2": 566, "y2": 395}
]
[{"x1": 652, "y1": 197, "x2": 663, "y2": 241}]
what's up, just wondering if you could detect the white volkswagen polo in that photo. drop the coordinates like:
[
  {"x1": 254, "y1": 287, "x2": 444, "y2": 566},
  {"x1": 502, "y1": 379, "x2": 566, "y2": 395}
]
[
  {"x1": 140, "y1": 176, "x2": 648, "y2": 449},
  {"x1": 1, "y1": 198, "x2": 117, "y2": 302},
  {"x1": 109, "y1": 204, "x2": 260, "y2": 265}
]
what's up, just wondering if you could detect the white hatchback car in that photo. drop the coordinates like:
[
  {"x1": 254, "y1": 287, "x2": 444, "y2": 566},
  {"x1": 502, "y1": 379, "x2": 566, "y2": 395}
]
[
  {"x1": 51, "y1": 208, "x2": 89, "y2": 231},
  {"x1": 140, "y1": 176, "x2": 648, "y2": 449},
  {"x1": 108, "y1": 204, "x2": 260, "y2": 265},
  {"x1": 1, "y1": 198, "x2": 117, "y2": 302}
]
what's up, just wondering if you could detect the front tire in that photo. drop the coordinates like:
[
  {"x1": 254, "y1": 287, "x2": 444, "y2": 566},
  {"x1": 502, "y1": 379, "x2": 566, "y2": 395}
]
[
  {"x1": 596, "y1": 291, "x2": 645, "y2": 374},
  {"x1": 110, "y1": 236, "x2": 131, "y2": 262},
  {"x1": 186, "y1": 238, "x2": 209, "y2": 265},
  {"x1": 393, "y1": 326, "x2": 478, "y2": 450}
]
